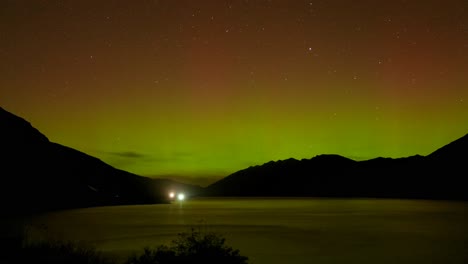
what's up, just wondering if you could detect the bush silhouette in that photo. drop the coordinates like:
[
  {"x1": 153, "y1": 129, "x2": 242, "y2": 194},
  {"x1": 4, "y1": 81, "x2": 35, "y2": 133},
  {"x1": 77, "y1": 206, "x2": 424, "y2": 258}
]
[
  {"x1": 2, "y1": 239, "x2": 114, "y2": 264},
  {"x1": 125, "y1": 228, "x2": 249, "y2": 264},
  {"x1": 1, "y1": 225, "x2": 115, "y2": 264},
  {"x1": 3, "y1": 225, "x2": 248, "y2": 264},
  {"x1": 20, "y1": 240, "x2": 114, "y2": 264}
]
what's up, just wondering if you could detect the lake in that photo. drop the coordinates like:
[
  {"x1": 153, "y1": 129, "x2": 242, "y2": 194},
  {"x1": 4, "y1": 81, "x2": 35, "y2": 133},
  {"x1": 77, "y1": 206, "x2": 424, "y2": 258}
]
[{"x1": 24, "y1": 198, "x2": 468, "y2": 264}]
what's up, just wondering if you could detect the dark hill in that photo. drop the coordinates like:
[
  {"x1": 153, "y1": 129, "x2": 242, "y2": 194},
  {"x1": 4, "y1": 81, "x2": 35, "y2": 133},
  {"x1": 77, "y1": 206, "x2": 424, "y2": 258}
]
[
  {"x1": 205, "y1": 134, "x2": 468, "y2": 200},
  {"x1": 0, "y1": 107, "x2": 166, "y2": 213},
  {"x1": 427, "y1": 134, "x2": 468, "y2": 163}
]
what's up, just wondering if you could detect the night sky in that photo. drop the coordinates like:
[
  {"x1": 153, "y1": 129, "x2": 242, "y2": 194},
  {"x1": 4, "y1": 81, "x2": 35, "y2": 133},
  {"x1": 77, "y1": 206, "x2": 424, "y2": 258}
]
[{"x1": 1, "y1": 0, "x2": 467, "y2": 186}]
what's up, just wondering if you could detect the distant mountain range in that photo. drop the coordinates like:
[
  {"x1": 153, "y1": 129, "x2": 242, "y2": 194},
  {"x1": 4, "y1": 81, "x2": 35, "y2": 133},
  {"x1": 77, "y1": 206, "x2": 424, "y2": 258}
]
[
  {"x1": 0, "y1": 107, "x2": 201, "y2": 213},
  {"x1": 2, "y1": 106, "x2": 466, "y2": 214},
  {"x1": 205, "y1": 134, "x2": 467, "y2": 200}
]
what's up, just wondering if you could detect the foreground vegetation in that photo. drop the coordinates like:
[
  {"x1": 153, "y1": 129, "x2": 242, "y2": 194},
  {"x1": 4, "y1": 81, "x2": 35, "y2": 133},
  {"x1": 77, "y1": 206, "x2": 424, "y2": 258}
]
[
  {"x1": 126, "y1": 228, "x2": 248, "y2": 264},
  {"x1": 1, "y1": 236, "x2": 114, "y2": 264},
  {"x1": 1, "y1": 228, "x2": 249, "y2": 264}
]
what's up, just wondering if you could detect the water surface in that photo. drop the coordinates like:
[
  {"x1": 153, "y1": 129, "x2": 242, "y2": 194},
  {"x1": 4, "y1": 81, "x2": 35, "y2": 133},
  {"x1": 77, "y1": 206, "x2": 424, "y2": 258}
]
[{"x1": 27, "y1": 198, "x2": 468, "y2": 264}]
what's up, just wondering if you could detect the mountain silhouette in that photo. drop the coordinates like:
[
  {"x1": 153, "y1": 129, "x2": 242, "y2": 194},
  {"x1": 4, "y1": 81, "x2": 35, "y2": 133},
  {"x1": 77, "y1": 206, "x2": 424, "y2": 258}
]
[
  {"x1": 3, "y1": 106, "x2": 465, "y2": 211},
  {"x1": 427, "y1": 133, "x2": 468, "y2": 163},
  {"x1": 205, "y1": 134, "x2": 468, "y2": 200},
  {"x1": 0, "y1": 107, "x2": 197, "y2": 213}
]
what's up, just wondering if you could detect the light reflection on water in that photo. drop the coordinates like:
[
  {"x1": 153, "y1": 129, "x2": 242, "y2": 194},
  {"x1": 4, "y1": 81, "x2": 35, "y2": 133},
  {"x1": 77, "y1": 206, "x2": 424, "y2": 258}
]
[{"x1": 28, "y1": 198, "x2": 468, "y2": 264}]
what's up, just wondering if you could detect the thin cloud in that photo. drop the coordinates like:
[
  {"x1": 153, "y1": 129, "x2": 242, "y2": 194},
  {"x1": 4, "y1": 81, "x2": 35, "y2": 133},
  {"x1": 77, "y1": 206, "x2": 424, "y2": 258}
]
[
  {"x1": 107, "y1": 151, "x2": 147, "y2": 159},
  {"x1": 147, "y1": 173, "x2": 226, "y2": 187},
  {"x1": 104, "y1": 150, "x2": 195, "y2": 163}
]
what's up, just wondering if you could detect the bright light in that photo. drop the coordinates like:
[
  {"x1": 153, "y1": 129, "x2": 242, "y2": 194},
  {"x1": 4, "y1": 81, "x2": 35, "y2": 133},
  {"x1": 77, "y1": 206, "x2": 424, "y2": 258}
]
[
  {"x1": 169, "y1": 192, "x2": 175, "y2": 198},
  {"x1": 177, "y1": 193, "x2": 185, "y2": 201}
]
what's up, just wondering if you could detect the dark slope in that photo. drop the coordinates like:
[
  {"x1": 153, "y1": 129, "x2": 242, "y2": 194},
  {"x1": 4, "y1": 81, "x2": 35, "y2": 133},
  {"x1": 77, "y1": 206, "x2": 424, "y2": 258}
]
[
  {"x1": 0, "y1": 107, "x2": 165, "y2": 213},
  {"x1": 206, "y1": 134, "x2": 468, "y2": 200},
  {"x1": 424, "y1": 133, "x2": 468, "y2": 199},
  {"x1": 427, "y1": 133, "x2": 468, "y2": 163},
  {"x1": 207, "y1": 156, "x2": 357, "y2": 197}
]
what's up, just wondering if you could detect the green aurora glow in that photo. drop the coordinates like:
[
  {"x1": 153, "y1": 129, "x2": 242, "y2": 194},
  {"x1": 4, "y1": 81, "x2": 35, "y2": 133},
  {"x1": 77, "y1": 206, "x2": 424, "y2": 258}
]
[{"x1": 1, "y1": 1, "x2": 467, "y2": 185}]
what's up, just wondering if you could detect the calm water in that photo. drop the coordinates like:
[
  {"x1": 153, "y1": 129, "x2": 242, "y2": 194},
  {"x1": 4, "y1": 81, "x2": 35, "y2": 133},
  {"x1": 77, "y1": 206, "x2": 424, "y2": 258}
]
[{"x1": 25, "y1": 198, "x2": 468, "y2": 264}]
